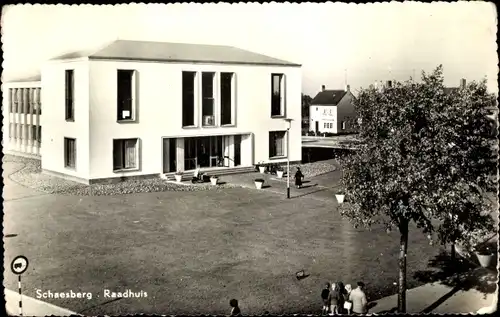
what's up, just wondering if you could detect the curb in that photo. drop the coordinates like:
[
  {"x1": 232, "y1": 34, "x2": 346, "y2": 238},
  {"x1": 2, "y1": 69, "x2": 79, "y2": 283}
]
[{"x1": 5, "y1": 289, "x2": 80, "y2": 316}]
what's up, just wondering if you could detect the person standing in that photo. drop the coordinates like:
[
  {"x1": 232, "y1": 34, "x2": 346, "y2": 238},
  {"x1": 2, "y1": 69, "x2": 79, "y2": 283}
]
[
  {"x1": 329, "y1": 282, "x2": 342, "y2": 315},
  {"x1": 229, "y1": 299, "x2": 241, "y2": 316},
  {"x1": 321, "y1": 282, "x2": 332, "y2": 315},
  {"x1": 343, "y1": 284, "x2": 353, "y2": 314},
  {"x1": 349, "y1": 282, "x2": 368, "y2": 314},
  {"x1": 336, "y1": 282, "x2": 346, "y2": 314},
  {"x1": 295, "y1": 167, "x2": 304, "y2": 189}
]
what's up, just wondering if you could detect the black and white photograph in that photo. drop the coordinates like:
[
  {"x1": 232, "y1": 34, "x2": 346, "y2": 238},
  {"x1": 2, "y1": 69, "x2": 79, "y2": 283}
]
[{"x1": 2, "y1": 2, "x2": 498, "y2": 315}]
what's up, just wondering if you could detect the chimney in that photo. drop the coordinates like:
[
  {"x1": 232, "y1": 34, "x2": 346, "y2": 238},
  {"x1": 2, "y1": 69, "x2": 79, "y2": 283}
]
[
  {"x1": 345, "y1": 84, "x2": 350, "y2": 92},
  {"x1": 386, "y1": 80, "x2": 393, "y2": 88},
  {"x1": 322, "y1": 85, "x2": 326, "y2": 92},
  {"x1": 460, "y1": 78, "x2": 466, "y2": 89}
]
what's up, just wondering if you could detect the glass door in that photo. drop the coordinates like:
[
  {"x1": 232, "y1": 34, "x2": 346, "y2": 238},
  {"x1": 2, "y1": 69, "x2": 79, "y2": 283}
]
[
  {"x1": 184, "y1": 137, "x2": 197, "y2": 170},
  {"x1": 210, "y1": 136, "x2": 223, "y2": 167}
]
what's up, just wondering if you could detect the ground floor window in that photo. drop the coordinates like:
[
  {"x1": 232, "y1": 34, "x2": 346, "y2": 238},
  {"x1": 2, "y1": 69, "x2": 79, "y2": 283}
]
[
  {"x1": 64, "y1": 137, "x2": 76, "y2": 169},
  {"x1": 113, "y1": 138, "x2": 139, "y2": 171},
  {"x1": 269, "y1": 131, "x2": 286, "y2": 158}
]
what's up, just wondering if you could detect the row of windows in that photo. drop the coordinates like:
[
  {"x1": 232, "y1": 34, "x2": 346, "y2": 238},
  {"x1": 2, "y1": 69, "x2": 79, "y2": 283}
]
[
  {"x1": 63, "y1": 132, "x2": 287, "y2": 171},
  {"x1": 64, "y1": 70, "x2": 287, "y2": 126},
  {"x1": 312, "y1": 121, "x2": 347, "y2": 130},
  {"x1": 64, "y1": 137, "x2": 138, "y2": 171},
  {"x1": 9, "y1": 88, "x2": 42, "y2": 115},
  {"x1": 9, "y1": 123, "x2": 41, "y2": 142}
]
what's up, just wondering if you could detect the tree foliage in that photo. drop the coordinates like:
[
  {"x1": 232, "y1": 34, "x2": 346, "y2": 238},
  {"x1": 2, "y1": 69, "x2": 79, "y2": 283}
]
[
  {"x1": 302, "y1": 93, "x2": 313, "y2": 117},
  {"x1": 337, "y1": 65, "x2": 498, "y2": 311},
  {"x1": 340, "y1": 65, "x2": 497, "y2": 240}
]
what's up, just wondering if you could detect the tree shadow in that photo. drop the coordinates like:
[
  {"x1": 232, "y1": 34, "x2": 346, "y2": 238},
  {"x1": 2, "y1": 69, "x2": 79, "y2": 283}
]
[
  {"x1": 293, "y1": 187, "x2": 330, "y2": 199},
  {"x1": 300, "y1": 184, "x2": 318, "y2": 189},
  {"x1": 413, "y1": 249, "x2": 498, "y2": 303}
]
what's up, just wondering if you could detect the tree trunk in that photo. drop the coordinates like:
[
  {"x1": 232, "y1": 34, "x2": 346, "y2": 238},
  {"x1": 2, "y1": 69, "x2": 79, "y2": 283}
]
[{"x1": 398, "y1": 220, "x2": 409, "y2": 313}]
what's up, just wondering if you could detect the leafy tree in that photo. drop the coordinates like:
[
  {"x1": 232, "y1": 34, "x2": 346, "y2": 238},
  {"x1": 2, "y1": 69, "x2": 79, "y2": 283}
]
[
  {"x1": 302, "y1": 93, "x2": 313, "y2": 117},
  {"x1": 337, "y1": 65, "x2": 497, "y2": 313}
]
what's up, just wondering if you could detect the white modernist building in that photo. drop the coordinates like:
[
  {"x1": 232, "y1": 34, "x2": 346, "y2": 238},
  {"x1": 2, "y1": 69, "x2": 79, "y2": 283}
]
[{"x1": 3, "y1": 40, "x2": 302, "y2": 184}]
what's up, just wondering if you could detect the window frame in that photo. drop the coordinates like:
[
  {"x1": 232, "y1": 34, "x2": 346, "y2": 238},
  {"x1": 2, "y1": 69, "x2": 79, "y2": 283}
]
[
  {"x1": 271, "y1": 73, "x2": 285, "y2": 118},
  {"x1": 64, "y1": 137, "x2": 77, "y2": 169},
  {"x1": 269, "y1": 130, "x2": 287, "y2": 159},
  {"x1": 113, "y1": 138, "x2": 140, "y2": 172},
  {"x1": 182, "y1": 71, "x2": 198, "y2": 128},
  {"x1": 220, "y1": 72, "x2": 236, "y2": 126},
  {"x1": 65, "y1": 70, "x2": 75, "y2": 121},
  {"x1": 117, "y1": 69, "x2": 137, "y2": 123},
  {"x1": 201, "y1": 72, "x2": 216, "y2": 127}
]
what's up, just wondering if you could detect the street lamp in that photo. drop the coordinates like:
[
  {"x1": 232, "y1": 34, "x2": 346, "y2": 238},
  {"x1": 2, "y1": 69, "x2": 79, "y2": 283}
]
[{"x1": 284, "y1": 118, "x2": 293, "y2": 199}]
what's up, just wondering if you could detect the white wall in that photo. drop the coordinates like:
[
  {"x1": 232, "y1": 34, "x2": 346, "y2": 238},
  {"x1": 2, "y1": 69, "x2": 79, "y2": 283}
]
[
  {"x1": 40, "y1": 59, "x2": 90, "y2": 179},
  {"x1": 88, "y1": 60, "x2": 302, "y2": 179},
  {"x1": 309, "y1": 105, "x2": 337, "y2": 134}
]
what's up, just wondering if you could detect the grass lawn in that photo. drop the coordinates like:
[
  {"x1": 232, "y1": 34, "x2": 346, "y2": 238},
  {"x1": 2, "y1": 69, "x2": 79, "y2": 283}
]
[{"x1": 4, "y1": 184, "x2": 445, "y2": 315}]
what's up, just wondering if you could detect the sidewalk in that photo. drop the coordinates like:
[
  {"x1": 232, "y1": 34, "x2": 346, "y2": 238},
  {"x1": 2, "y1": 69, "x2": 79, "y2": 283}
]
[
  {"x1": 4, "y1": 289, "x2": 79, "y2": 316},
  {"x1": 369, "y1": 281, "x2": 497, "y2": 314}
]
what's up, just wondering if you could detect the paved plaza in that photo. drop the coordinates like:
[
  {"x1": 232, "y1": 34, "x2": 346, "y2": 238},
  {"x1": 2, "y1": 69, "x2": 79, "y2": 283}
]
[{"x1": 3, "y1": 160, "x2": 496, "y2": 315}]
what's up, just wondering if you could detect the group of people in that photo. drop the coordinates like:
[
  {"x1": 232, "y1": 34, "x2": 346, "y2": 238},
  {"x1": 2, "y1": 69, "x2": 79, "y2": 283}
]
[{"x1": 321, "y1": 281, "x2": 368, "y2": 315}]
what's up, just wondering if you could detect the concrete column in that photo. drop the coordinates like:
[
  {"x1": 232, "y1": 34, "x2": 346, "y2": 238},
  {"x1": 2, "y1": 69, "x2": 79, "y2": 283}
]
[
  {"x1": 22, "y1": 88, "x2": 28, "y2": 151},
  {"x1": 240, "y1": 134, "x2": 253, "y2": 166},
  {"x1": 228, "y1": 135, "x2": 235, "y2": 168},
  {"x1": 176, "y1": 138, "x2": 185, "y2": 172},
  {"x1": 35, "y1": 88, "x2": 41, "y2": 154},
  {"x1": 162, "y1": 138, "x2": 170, "y2": 173}
]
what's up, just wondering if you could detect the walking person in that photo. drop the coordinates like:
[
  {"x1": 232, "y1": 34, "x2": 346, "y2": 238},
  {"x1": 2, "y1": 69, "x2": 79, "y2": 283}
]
[
  {"x1": 229, "y1": 299, "x2": 241, "y2": 316},
  {"x1": 295, "y1": 167, "x2": 304, "y2": 189},
  {"x1": 321, "y1": 282, "x2": 332, "y2": 315},
  {"x1": 349, "y1": 282, "x2": 368, "y2": 314},
  {"x1": 343, "y1": 284, "x2": 353, "y2": 314}
]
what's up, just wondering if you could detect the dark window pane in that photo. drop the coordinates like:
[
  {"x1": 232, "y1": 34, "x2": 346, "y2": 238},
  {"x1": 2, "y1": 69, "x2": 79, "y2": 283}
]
[
  {"x1": 182, "y1": 72, "x2": 195, "y2": 126},
  {"x1": 221, "y1": 73, "x2": 232, "y2": 125}
]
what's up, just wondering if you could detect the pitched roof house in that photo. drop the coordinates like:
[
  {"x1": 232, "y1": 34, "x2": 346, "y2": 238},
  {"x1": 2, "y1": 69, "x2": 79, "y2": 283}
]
[{"x1": 309, "y1": 85, "x2": 357, "y2": 134}]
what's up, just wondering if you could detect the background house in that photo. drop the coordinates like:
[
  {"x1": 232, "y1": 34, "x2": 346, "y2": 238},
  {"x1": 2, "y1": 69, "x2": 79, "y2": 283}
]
[
  {"x1": 3, "y1": 40, "x2": 302, "y2": 184},
  {"x1": 309, "y1": 85, "x2": 357, "y2": 135}
]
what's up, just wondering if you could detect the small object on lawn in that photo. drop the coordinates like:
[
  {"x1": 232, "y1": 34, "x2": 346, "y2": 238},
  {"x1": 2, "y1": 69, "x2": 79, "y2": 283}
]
[{"x1": 296, "y1": 269, "x2": 305, "y2": 280}]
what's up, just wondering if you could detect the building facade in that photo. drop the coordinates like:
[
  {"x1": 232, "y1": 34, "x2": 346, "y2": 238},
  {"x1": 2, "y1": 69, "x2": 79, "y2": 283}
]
[
  {"x1": 309, "y1": 85, "x2": 357, "y2": 135},
  {"x1": 31, "y1": 40, "x2": 303, "y2": 184},
  {"x1": 2, "y1": 81, "x2": 42, "y2": 157}
]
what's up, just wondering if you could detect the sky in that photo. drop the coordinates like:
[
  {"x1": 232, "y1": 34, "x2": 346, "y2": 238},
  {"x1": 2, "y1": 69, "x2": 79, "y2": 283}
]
[{"x1": 1, "y1": 2, "x2": 498, "y2": 96}]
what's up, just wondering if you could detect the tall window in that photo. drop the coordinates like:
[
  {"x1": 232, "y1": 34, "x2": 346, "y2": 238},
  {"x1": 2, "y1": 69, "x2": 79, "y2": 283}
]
[
  {"x1": 32, "y1": 126, "x2": 38, "y2": 142},
  {"x1": 202, "y1": 72, "x2": 215, "y2": 126},
  {"x1": 220, "y1": 72, "x2": 234, "y2": 125},
  {"x1": 269, "y1": 131, "x2": 286, "y2": 158},
  {"x1": 117, "y1": 70, "x2": 135, "y2": 121},
  {"x1": 182, "y1": 71, "x2": 196, "y2": 127},
  {"x1": 65, "y1": 70, "x2": 74, "y2": 120},
  {"x1": 64, "y1": 138, "x2": 76, "y2": 168},
  {"x1": 113, "y1": 139, "x2": 139, "y2": 171},
  {"x1": 271, "y1": 74, "x2": 284, "y2": 117},
  {"x1": 9, "y1": 89, "x2": 16, "y2": 113}
]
